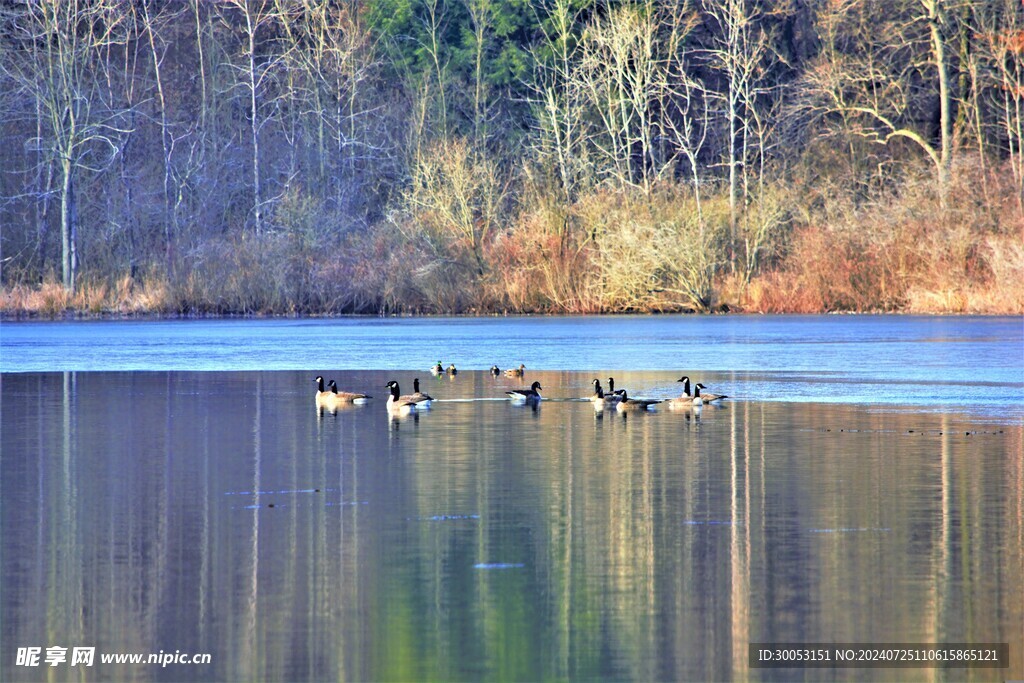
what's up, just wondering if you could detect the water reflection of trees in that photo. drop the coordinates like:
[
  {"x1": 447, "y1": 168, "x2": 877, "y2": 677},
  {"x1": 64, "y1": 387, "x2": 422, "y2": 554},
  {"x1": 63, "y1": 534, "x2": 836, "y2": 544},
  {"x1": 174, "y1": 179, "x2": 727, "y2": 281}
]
[{"x1": 2, "y1": 373, "x2": 1022, "y2": 680}]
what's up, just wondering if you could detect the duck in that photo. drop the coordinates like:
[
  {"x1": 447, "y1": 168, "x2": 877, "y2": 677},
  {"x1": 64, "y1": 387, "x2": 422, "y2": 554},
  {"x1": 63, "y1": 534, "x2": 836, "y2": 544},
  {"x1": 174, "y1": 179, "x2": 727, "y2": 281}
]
[
  {"x1": 590, "y1": 379, "x2": 622, "y2": 408},
  {"x1": 505, "y1": 363, "x2": 525, "y2": 378},
  {"x1": 386, "y1": 381, "x2": 419, "y2": 413},
  {"x1": 446, "y1": 363, "x2": 458, "y2": 376},
  {"x1": 326, "y1": 380, "x2": 372, "y2": 404},
  {"x1": 400, "y1": 378, "x2": 433, "y2": 406},
  {"x1": 490, "y1": 365, "x2": 501, "y2": 377},
  {"x1": 430, "y1": 361, "x2": 444, "y2": 376},
  {"x1": 506, "y1": 381, "x2": 542, "y2": 403},
  {"x1": 615, "y1": 390, "x2": 661, "y2": 412}
]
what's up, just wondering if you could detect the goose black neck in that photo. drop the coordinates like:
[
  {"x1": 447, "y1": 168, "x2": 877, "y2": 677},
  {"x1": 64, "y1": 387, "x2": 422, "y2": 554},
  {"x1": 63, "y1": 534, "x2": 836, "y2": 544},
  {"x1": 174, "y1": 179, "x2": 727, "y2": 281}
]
[
  {"x1": 390, "y1": 384, "x2": 401, "y2": 399},
  {"x1": 694, "y1": 385, "x2": 701, "y2": 397},
  {"x1": 413, "y1": 378, "x2": 420, "y2": 392},
  {"x1": 608, "y1": 378, "x2": 615, "y2": 392},
  {"x1": 684, "y1": 378, "x2": 691, "y2": 396},
  {"x1": 316, "y1": 377, "x2": 325, "y2": 392}
]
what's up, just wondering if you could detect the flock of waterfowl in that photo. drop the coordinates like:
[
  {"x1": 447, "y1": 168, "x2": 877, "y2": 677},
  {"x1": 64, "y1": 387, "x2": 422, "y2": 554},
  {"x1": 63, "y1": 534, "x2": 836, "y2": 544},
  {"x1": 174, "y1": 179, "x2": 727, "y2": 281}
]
[{"x1": 315, "y1": 367, "x2": 728, "y2": 416}]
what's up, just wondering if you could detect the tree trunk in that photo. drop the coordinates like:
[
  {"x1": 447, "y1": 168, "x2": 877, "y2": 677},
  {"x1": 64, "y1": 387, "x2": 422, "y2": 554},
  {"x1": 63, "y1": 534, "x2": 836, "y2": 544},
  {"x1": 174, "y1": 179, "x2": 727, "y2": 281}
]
[
  {"x1": 61, "y1": 157, "x2": 77, "y2": 293},
  {"x1": 926, "y1": 0, "x2": 952, "y2": 200},
  {"x1": 246, "y1": 9, "x2": 263, "y2": 234}
]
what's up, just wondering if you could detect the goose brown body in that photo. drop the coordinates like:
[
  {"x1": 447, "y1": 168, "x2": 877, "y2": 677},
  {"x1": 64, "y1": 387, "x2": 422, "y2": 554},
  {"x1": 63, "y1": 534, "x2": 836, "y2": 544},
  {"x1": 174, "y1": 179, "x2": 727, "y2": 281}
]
[
  {"x1": 615, "y1": 390, "x2": 661, "y2": 412},
  {"x1": 386, "y1": 381, "x2": 419, "y2": 412}
]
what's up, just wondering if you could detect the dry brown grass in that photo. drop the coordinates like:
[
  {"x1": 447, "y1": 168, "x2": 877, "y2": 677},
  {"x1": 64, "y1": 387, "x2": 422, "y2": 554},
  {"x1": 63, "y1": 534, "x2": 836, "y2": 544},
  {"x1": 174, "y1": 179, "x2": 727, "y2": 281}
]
[
  {"x1": 739, "y1": 158, "x2": 1024, "y2": 314},
  {"x1": 4, "y1": 157, "x2": 1020, "y2": 317},
  {"x1": 0, "y1": 273, "x2": 174, "y2": 318}
]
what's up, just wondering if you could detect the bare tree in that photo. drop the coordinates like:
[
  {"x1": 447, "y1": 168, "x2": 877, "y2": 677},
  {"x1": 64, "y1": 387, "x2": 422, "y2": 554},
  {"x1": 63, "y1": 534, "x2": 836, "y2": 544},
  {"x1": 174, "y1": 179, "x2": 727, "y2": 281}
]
[
  {"x1": 529, "y1": 0, "x2": 591, "y2": 205},
  {"x1": 404, "y1": 138, "x2": 506, "y2": 276},
  {"x1": 218, "y1": 0, "x2": 290, "y2": 234},
  {"x1": 1, "y1": 0, "x2": 134, "y2": 292},
  {"x1": 577, "y1": 1, "x2": 664, "y2": 193},
  {"x1": 973, "y1": 0, "x2": 1024, "y2": 211},
  {"x1": 803, "y1": 0, "x2": 959, "y2": 202},
  {"x1": 702, "y1": 0, "x2": 772, "y2": 266}
]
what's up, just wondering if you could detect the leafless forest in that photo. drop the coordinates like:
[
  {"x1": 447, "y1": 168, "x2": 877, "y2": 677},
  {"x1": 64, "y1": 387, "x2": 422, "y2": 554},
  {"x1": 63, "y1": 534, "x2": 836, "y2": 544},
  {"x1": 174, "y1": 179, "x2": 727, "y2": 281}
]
[{"x1": 1, "y1": 0, "x2": 1021, "y2": 315}]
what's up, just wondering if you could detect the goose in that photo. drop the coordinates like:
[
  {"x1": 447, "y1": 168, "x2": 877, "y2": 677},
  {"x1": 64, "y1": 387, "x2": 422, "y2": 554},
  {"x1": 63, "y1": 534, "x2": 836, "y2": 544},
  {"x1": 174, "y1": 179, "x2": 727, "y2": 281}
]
[
  {"x1": 314, "y1": 376, "x2": 332, "y2": 402},
  {"x1": 447, "y1": 363, "x2": 458, "y2": 376},
  {"x1": 607, "y1": 377, "x2": 626, "y2": 397},
  {"x1": 666, "y1": 392, "x2": 701, "y2": 409},
  {"x1": 506, "y1": 381, "x2": 542, "y2": 403},
  {"x1": 671, "y1": 383, "x2": 711, "y2": 407},
  {"x1": 430, "y1": 361, "x2": 444, "y2": 376},
  {"x1": 400, "y1": 378, "x2": 433, "y2": 406},
  {"x1": 697, "y1": 383, "x2": 728, "y2": 403},
  {"x1": 666, "y1": 376, "x2": 698, "y2": 408},
  {"x1": 386, "y1": 381, "x2": 419, "y2": 413},
  {"x1": 590, "y1": 379, "x2": 622, "y2": 408},
  {"x1": 615, "y1": 390, "x2": 661, "y2": 412},
  {"x1": 326, "y1": 380, "x2": 372, "y2": 404},
  {"x1": 490, "y1": 365, "x2": 501, "y2": 377},
  {"x1": 505, "y1": 363, "x2": 525, "y2": 378}
]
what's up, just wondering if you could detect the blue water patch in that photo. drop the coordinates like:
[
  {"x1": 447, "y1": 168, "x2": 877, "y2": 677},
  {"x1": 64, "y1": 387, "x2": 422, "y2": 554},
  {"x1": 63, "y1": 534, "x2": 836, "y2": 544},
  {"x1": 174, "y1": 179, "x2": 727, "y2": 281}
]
[
  {"x1": 808, "y1": 527, "x2": 892, "y2": 533},
  {"x1": 3, "y1": 315, "x2": 1021, "y2": 417},
  {"x1": 474, "y1": 563, "x2": 525, "y2": 569},
  {"x1": 412, "y1": 514, "x2": 481, "y2": 521}
]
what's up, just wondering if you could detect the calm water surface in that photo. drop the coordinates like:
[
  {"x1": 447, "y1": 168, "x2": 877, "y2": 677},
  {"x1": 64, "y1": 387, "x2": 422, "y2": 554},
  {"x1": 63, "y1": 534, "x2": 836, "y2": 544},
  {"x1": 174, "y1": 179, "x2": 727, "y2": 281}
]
[
  {"x1": 2, "y1": 315, "x2": 1022, "y2": 416},
  {"x1": 2, "y1": 370, "x2": 1022, "y2": 682}
]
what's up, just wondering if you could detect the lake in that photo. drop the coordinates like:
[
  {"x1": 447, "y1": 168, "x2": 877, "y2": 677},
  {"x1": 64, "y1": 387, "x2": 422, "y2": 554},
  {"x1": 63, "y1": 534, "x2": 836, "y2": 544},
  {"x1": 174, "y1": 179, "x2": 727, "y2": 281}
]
[
  {"x1": 1, "y1": 316, "x2": 1022, "y2": 681},
  {"x1": 2, "y1": 315, "x2": 1023, "y2": 415}
]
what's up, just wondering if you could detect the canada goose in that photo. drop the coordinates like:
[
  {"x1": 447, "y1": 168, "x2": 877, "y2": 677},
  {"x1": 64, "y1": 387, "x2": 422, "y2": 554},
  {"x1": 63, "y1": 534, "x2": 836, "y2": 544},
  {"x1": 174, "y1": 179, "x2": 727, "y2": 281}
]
[
  {"x1": 666, "y1": 376, "x2": 698, "y2": 408},
  {"x1": 697, "y1": 382, "x2": 728, "y2": 403},
  {"x1": 505, "y1": 363, "x2": 525, "y2": 378},
  {"x1": 590, "y1": 379, "x2": 622, "y2": 408},
  {"x1": 326, "y1": 380, "x2": 372, "y2": 404},
  {"x1": 430, "y1": 361, "x2": 444, "y2": 376},
  {"x1": 386, "y1": 381, "x2": 419, "y2": 413},
  {"x1": 672, "y1": 383, "x2": 710, "y2": 407},
  {"x1": 400, "y1": 378, "x2": 433, "y2": 406},
  {"x1": 666, "y1": 392, "x2": 701, "y2": 408},
  {"x1": 314, "y1": 376, "x2": 332, "y2": 402},
  {"x1": 490, "y1": 365, "x2": 501, "y2": 377},
  {"x1": 607, "y1": 377, "x2": 626, "y2": 397},
  {"x1": 615, "y1": 390, "x2": 661, "y2": 412},
  {"x1": 447, "y1": 363, "x2": 458, "y2": 376},
  {"x1": 506, "y1": 381, "x2": 542, "y2": 403}
]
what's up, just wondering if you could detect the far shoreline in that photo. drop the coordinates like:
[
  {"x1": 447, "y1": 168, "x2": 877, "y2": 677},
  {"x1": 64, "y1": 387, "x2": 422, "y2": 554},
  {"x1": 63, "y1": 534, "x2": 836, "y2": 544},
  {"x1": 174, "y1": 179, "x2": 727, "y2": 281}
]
[{"x1": 3, "y1": 308, "x2": 1022, "y2": 323}]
